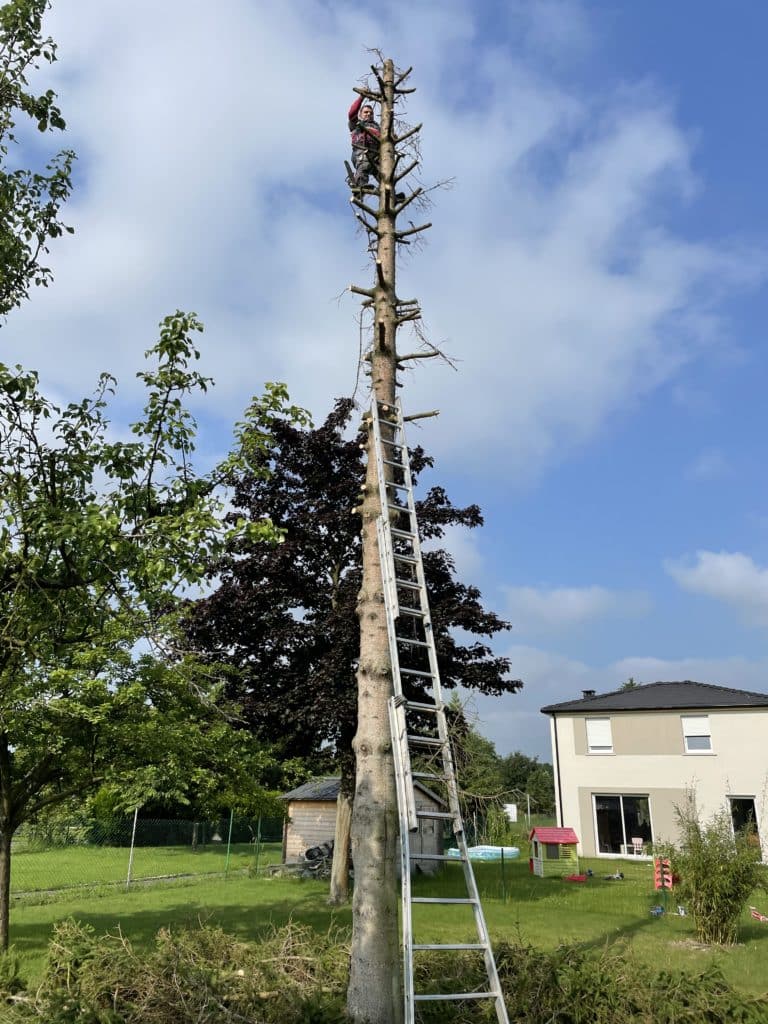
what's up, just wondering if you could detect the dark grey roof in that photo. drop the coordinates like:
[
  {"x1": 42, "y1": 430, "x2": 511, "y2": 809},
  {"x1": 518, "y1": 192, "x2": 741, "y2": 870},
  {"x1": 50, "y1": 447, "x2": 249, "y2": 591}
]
[
  {"x1": 282, "y1": 775, "x2": 446, "y2": 806},
  {"x1": 282, "y1": 777, "x2": 341, "y2": 802},
  {"x1": 541, "y1": 680, "x2": 768, "y2": 715}
]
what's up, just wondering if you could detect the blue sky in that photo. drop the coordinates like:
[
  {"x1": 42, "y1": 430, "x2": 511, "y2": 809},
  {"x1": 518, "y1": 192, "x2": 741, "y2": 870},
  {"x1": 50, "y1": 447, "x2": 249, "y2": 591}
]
[{"x1": 7, "y1": 0, "x2": 768, "y2": 761}]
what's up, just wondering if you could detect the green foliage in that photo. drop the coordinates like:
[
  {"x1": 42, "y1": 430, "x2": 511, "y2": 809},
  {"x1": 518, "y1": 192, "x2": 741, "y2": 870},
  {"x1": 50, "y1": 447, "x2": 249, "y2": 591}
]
[
  {"x1": 500, "y1": 751, "x2": 555, "y2": 814},
  {"x1": 3, "y1": 920, "x2": 767, "y2": 1023},
  {"x1": 0, "y1": 920, "x2": 348, "y2": 1023},
  {"x1": 0, "y1": 0, "x2": 75, "y2": 316},
  {"x1": 0, "y1": 312, "x2": 307, "y2": 947},
  {"x1": 668, "y1": 798, "x2": 766, "y2": 945}
]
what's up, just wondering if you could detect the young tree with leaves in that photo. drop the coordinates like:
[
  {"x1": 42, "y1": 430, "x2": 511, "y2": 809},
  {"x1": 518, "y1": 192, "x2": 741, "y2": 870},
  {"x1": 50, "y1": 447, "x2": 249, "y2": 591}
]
[
  {"x1": 0, "y1": 317, "x2": 300, "y2": 949},
  {"x1": 0, "y1": 0, "x2": 74, "y2": 317},
  {"x1": 0, "y1": 0, "x2": 305, "y2": 952}
]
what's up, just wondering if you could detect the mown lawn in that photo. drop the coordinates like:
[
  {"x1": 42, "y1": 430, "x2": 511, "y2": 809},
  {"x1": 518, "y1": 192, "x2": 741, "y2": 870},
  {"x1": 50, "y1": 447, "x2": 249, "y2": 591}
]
[
  {"x1": 7, "y1": 853, "x2": 768, "y2": 998},
  {"x1": 10, "y1": 841, "x2": 282, "y2": 893}
]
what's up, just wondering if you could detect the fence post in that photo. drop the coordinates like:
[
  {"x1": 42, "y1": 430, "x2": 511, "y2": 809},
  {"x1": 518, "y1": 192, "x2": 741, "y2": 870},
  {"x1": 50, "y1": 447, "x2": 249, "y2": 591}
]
[
  {"x1": 254, "y1": 816, "x2": 262, "y2": 876},
  {"x1": 224, "y1": 809, "x2": 234, "y2": 877},
  {"x1": 125, "y1": 808, "x2": 139, "y2": 890}
]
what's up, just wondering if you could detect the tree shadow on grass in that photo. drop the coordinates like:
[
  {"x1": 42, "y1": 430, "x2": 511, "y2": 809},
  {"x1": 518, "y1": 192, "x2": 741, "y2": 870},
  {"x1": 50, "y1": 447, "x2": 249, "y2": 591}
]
[{"x1": 8, "y1": 880, "x2": 353, "y2": 975}]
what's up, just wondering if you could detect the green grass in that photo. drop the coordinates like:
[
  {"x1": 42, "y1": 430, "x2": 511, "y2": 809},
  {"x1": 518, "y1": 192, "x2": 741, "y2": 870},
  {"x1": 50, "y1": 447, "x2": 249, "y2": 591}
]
[
  {"x1": 6, "y1": 852, "x2": 768, "y2": 999},
  {"x1": 10, "y1": 842, "x2": 282, "y2": 893}
]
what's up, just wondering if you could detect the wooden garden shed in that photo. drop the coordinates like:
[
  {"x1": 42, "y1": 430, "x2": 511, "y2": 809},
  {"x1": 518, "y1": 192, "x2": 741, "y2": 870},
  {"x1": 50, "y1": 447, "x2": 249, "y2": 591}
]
[
  {"x1": 282, "y1": 776, "x2": 446, "y2": 873},
  {"x1": 529, "y1": 826, "x2": 579, "y2": 877}
]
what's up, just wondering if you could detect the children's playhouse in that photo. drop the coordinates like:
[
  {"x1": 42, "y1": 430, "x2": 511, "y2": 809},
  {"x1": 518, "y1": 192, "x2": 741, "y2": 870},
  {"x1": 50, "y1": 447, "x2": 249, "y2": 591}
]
[{"x1": 529, "y1": 826, "x2": 579, "y2": 877}]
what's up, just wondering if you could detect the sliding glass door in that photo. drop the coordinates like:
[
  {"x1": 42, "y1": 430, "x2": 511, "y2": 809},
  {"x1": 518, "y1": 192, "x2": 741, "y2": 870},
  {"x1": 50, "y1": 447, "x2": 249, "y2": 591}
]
[{"x1": 594, "y1": 794, "x2": 652, "y2": 854}]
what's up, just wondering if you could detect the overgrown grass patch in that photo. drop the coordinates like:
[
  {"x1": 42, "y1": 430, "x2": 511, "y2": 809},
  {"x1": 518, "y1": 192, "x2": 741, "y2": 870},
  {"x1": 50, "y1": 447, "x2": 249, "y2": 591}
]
[{"x1": 2, "y1": 919, "x2": 766, "y2": 1023}]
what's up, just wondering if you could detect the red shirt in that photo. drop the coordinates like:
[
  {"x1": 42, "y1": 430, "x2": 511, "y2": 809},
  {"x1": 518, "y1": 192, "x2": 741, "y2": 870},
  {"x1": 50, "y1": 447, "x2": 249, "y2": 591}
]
[{"x1": 348, "y1": 95, "x2": 380, "y2": 151}]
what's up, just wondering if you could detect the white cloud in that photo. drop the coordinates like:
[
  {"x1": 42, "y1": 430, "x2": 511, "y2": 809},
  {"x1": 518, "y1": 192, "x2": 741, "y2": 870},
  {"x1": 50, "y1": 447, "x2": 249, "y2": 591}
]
[
  {"x1": 685, "y1": 448, "x2": 729, "y2": 481},
  {"x1": 2, "y1": 0, "x2": 761, "y2": 487},
  {"x1": 666, "y1": 550, "x2": 768, "y2": 626},
  {"x1": 470, "y1": 646, "x2": 768, "y2": 759},
  {"x1": 502, "y1": 584, "x2": 650, "y2": 634}
]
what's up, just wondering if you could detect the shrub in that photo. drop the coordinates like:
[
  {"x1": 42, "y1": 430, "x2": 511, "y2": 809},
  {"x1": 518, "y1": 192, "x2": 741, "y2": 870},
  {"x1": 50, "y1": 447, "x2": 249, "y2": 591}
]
[{"x1": 668, "y1": 797, "x2": 766, "y2": 945}]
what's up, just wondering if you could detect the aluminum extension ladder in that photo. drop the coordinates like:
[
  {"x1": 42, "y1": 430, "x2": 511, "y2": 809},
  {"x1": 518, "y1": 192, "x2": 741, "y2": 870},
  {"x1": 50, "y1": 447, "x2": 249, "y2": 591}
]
[{"x1": 369, "y1": 398, "x2": 509, "y2": 1024}]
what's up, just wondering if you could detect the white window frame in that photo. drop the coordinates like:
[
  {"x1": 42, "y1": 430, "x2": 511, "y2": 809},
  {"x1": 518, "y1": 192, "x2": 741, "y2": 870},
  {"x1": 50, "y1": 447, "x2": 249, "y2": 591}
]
[
  {"x1": 681, "y1": 715, "x2": 712, "y2": 754},
  {"x1": 586, "y1": 717, "x2": 613, "y2": 754}
]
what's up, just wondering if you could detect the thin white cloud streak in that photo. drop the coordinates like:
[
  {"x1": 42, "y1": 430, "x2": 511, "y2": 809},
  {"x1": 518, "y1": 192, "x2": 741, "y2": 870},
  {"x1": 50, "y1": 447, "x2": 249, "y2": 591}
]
[
  {"x1": 666, "y1": 550, "x2": 768, "y2": 626},
  {"x1": 685, "y1": 448, "x2": 729, "y2": 481},
  {"x1": 4, "y1": 0, "x2": 765, "y2": 488},
  {"x1": 502, "y1": 583, "x2": 650, "y2": 634}
]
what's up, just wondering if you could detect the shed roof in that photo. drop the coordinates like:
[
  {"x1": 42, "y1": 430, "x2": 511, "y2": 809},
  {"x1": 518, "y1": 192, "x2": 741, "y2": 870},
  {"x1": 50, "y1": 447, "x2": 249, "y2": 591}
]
[
  {"x1": 282, "y1": 776, "x2": 445, "y2": 806},
  {"x1": 282, "y1": 777, "x2": 342, "y2": 802},
  {"x1": 529, "y1": 827, "x2": 579, "y2": 845},
  {"x1": 541, "y1": 680, "x2": 768, "y2": 715}
]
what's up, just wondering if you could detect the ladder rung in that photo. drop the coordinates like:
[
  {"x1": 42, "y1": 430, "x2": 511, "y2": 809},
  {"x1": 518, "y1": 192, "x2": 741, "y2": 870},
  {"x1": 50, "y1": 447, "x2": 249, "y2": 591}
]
[
  {"x1": 395, "y1": 637, "x2": 429, "y2": 648},
  {"x1": 393, "y1": 552, "x2": 418, "y2": 564},
  {"x1": 395, "y1": 578, "x2": 421, "y2": 590},
  {"x1": 380, "y1": 437, "x2": 404, "y2": 447},
  {"x1": 382, "y1": 457, "x2": 405, "y2": 468},
  {"x1": 387, "y1": 502, "x2": 409, "y2": 512},
  {"x1": 415, "y1": 992, "x2": 497, "y2": 1002},
  {"x1": 405, "y1": 700, "x2": 439, "y2": 711},
  {"x1": 412, "y1": 897, "x2": 477, "y2": 904},
  {"x1": 409, "y1": 853, "x2": 462, "y2": 861},
  {"x1": 407, "y1": 734, "x2": 443, "y2": 748},
  {"x1": 416, "y1": 810, "x2": 454, "y2": 820},
  {"x1": 390, "y1": 528, "x2": 416, "y2": 539},
  {"x1": 387, "y1": 481, "x2": 409, "y2": 491},
  {"x1": 398, "y1": 606, "x2": 426, "y2": 618},
  {"x1": 413, "y1": 943, "x2": 487, "y2": 951},
  {"x1": 400, "y1": 667, "x2": 435, "y2": 678}
]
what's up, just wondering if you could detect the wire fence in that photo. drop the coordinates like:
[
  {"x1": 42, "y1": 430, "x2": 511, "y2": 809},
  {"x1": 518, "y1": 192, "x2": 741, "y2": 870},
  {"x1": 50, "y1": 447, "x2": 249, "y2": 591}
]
[{"x1": 11, "y1": 816, "x2": 285, "y2": 897}]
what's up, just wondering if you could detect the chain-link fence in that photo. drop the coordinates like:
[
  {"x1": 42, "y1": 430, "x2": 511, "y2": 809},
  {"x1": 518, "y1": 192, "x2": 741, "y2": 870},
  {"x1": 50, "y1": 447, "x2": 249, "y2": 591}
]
[{"x1": 11, "y1": 816, "x2": 285, "y2": 896}]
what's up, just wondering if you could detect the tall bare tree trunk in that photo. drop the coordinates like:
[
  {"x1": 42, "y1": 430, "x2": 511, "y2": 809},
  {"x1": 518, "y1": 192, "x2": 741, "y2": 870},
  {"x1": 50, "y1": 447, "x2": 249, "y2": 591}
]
[{"x1": 347, "y1": 57, "x2": 404, "y2": 1024}]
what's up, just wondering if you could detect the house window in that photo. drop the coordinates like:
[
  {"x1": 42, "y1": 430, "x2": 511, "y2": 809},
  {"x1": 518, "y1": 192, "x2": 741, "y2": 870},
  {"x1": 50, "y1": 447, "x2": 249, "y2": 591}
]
[
  {"x1": 681, "y1": 715, "x2": 712, "y2": 753},
  {"x1": 545, "y1": 843, "x2": 560, "y2": 860},
  {"x1": 586, "y1": 717, "x2": 613, "y2": 754},
  {"x1": 593, "y1": 794, "x2": 653, "y2": 855}
]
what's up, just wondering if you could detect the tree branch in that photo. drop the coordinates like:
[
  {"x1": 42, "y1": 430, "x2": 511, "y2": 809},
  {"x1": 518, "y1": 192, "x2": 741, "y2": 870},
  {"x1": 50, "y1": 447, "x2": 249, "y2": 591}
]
[
  {"x1": 398, "y1": 351, "x2": 440, "y2": 362},
  {"x1": 396, "y1": 222, "x2": 432, "y2": 239},
  {"x1": 355, "y1": 213, "x2": 380, "y2": 235},
  {"x1": 349, "y1": 195, "x2": 378, "y2": 220},
  {"x1": 349, "y1": 284, "x2": 375, "y2": 299},
  {"x1": 394, "y1": 159, "x2": 418, "y2": 184},
  {"x1": 403, "y1": 410, "x2": 439, "y2": 422},
  {"x1": 394, "y1": 188, "x2": 422, "y2": 215},
  {"x1": 393, "y1": 123, "x2": 422, "y2": 145},
  {"x1": 394, "y1": 66, "x2": 413, "y2": 87},
  {"x1": 353, "y1": 86, "x2": 382, "y2": 102}
]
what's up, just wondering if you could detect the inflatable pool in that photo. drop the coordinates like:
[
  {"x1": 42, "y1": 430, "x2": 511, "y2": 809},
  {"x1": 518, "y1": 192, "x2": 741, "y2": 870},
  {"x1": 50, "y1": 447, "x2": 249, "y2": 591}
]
[{"x1": 446, "y1": 845, "x2": 520, "y2": 861}]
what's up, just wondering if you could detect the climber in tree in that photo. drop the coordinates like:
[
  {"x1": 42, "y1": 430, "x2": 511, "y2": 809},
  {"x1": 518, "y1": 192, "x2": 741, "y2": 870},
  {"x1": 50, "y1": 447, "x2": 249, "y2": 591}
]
[{"x1": 347, "y1": 93, "x2": 380, "y2": 189}]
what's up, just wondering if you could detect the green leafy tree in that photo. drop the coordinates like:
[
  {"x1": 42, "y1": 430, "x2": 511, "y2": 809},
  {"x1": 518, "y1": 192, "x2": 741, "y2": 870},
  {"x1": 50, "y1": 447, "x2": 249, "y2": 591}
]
[
  {"x1": 500, "y1": 752, "x2": 555, "y2": 816},
  {"x1": 185, "y1": 399, "x2": 521, "y2": 902},
  {"x1": 0, "y1": 315, "x2": 300, "y2": 948},
  {"x1": 0, "y1": 0, "x2": 74, "y2": 317},
  {"x1": 669, "y1": 797, "x2": 765, "y2": 945}
]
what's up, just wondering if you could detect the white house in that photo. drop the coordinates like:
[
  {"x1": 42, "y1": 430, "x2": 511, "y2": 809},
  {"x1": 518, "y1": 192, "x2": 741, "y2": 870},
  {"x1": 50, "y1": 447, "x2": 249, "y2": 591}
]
[{"x1": 541, "y1": 681, "x2": 768, "y2": 859}]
